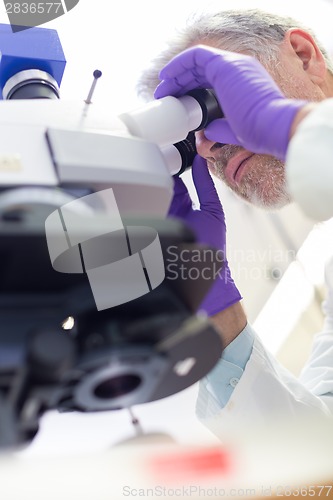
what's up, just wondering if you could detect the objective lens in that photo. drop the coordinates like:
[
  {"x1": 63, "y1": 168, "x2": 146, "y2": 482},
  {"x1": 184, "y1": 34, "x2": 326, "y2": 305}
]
[
  {"x1": 94, "y1": 374, "x2": 141, "y2": 399},
  {"x1": 3, "y1": 70, "x2": 60, "y2": 100}
]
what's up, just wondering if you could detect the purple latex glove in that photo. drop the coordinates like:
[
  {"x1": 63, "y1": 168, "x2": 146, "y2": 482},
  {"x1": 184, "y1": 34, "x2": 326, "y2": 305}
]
[
  {"x1": 155, "y1": 45, "x2": 307, "y2": 160},
  {"x1": 168, "y1": 154, "x2": 241, "y2": 316}
]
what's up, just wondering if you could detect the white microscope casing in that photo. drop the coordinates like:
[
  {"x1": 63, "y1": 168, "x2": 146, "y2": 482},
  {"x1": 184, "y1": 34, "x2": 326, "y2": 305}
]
[{"x1": 0, "y1": 99, "x2": 175, "y2": 217}]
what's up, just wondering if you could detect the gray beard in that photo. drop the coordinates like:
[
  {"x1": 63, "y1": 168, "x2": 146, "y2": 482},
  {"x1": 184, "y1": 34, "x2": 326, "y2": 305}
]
[{"x1": 210, "y1": 145, "x2": 292, "y2": 210}]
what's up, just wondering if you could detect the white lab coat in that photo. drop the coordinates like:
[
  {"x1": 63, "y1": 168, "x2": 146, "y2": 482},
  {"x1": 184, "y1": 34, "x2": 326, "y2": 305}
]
[
  {"x1": 196, "y1": 322, "x2": 333, "y2": 439},
  {"x1": 286, "y1": 98, "x2": 333, "y2": 221},
  {"x1": 197, "y1": 328, "x2": 333, "y2": 438},
  {"x1": 197, "y1": 99, "x2": 333, "y2": 438}
]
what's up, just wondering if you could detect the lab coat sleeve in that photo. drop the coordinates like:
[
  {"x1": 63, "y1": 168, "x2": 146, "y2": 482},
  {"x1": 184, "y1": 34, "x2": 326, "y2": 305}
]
[
  {"x1": 286, "y1": 98, "x2": 333, "y2": 221},
  {"x1": 298, "y1": 257, "x2": 333, "y2": 402},
  {"x1": 203, "y1": 324, "x2": 254, "y2": 407},
  {"x1": 197, "y1": 258, "x2": 333, "y2": 438},
  {"x1": 196, "y1": 318, "x2": 333, "y2": 440}
]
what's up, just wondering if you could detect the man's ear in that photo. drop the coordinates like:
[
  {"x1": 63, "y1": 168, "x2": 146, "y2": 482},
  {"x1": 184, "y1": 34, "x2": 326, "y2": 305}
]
[{"x1": 284, "y1": 28, "x2": 327, "y2": 82}]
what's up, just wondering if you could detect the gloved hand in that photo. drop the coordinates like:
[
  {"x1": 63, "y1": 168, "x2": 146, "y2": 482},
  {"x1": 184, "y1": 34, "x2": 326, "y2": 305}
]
[
  {"x1": 168, "y1": 154, "x2": 241, "y2": 316},
  {"x1": 155, "y1": 45, "x2": 307, "y2": 161}
]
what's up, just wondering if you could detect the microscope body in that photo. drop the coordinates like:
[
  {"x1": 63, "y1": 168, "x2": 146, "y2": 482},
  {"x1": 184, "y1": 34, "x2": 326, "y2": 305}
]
[
  {"x1": 0, "y1": 99, "x2": 174, "y2": 217},
  {"x1": 0, "y1": 24, "x2": 224, "y2": 449}
]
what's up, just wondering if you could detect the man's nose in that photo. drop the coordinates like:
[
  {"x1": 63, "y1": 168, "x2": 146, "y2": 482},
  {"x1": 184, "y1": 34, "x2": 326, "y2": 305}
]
[{"x1": 195, "y1": 130, "x2": 225, "y2": 160}]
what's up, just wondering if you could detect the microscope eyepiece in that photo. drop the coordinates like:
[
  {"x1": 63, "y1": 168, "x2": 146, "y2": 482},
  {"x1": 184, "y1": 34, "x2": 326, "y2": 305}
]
[
  {"x1": 186, "y1": 88, "x2": 223, "y2": 130},
  {"x1": 171, "y1": 89, "x2": 223, "y2": 175},
  {"x1": 119, "y1": 87, "x2": 223, "y2": 176},
  {"x1": 172, "y1": 132, "x2": 197, "y2": 176}
]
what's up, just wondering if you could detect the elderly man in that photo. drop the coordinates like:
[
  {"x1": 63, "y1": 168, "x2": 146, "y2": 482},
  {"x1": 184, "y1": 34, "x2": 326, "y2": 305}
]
[{"x1": 137, "y1": 9, "x2": 333, "y2": 438}]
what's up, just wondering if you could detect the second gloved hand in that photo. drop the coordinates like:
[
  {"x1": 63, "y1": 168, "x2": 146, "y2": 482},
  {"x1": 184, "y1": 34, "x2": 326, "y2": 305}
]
[
  {"x1": 155, "y1": 45, "x2": 307, "y2": 160},
  {"x1": 168, "y1": 155, "x2": 242, "y2": 316}
]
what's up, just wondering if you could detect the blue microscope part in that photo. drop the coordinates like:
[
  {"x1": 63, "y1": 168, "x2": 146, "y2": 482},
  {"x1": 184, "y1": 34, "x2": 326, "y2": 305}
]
[{"x1": 0, "y1": 23, "x2": 66, "y2": 99}]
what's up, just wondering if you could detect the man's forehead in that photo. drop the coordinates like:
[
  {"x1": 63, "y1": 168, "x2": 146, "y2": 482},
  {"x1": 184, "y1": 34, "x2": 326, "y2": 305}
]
[
  {"x1": 192, "y1": 37, "x2": 259, "y2": 56},
  {"x1": 192, "y1": 36, "x2": 287, "y2": 68}
]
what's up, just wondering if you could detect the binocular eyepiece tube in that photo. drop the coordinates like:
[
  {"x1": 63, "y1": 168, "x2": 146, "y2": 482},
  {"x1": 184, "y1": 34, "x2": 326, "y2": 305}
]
[
  {"x1": 120, "y1": 89, "x2": 223, "y2": 176},
  {"x1": 2, "y1": 67, "x2": 221, "y2": 176}
]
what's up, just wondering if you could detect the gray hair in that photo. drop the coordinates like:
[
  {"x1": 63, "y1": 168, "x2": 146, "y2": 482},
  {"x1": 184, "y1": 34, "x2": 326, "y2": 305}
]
[{"x1": 137, "y1": 9, "x2": 333, "y2": 101}]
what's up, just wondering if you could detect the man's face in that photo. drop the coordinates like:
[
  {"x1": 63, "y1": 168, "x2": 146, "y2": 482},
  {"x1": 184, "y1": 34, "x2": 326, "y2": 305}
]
[
  {"x1": 195, "y1": 41, "x2": 326, "y2": 210},
  {"x1": 195, "y1": 137, "x2": 288, "y2": 209}
]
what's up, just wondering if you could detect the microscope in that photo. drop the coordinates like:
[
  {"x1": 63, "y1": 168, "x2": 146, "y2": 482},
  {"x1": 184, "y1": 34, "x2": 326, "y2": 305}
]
[{"x1": 0, "y1": 24, "x2": 224, "y2": 449}]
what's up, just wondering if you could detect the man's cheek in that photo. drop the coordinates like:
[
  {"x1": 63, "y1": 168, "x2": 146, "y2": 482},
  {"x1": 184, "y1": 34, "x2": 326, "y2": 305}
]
[{"x1": 208, "y1": 163, "x2": 218, "y2": 177}]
